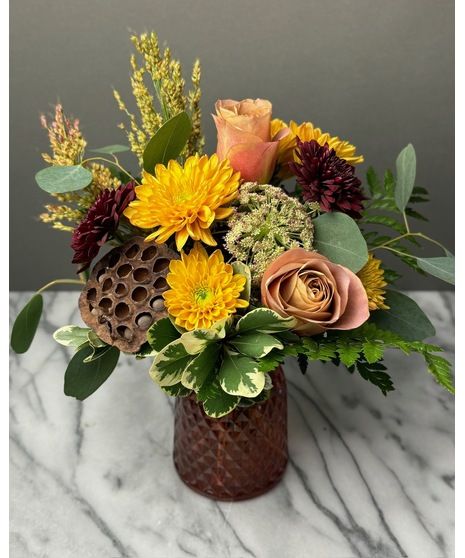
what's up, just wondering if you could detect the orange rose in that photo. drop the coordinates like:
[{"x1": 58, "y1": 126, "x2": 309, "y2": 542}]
[
  {"x1": 261, "y1": 248, "x2": 369, "y2": 336},
  {"x1": 213, "y1": 98, "x2": 287, "y2": 183}
]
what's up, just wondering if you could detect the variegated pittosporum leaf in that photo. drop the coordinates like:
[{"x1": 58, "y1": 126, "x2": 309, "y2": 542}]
[
  {"x1": 181, "y1": 343, "x2": 221, "y2": 391},
  {"x1": 218, "y1": 350, "x2": 265, "y2": 397},
  {"x1": 147, "y1": 317, "x2": 180, "y2": 352},
  {"x1": 236, "y1": 308, "x2": 297, "y2": 334},
  {"x1": 229, "y1": 332, "x2": 283, "y2": 358},
  {"x1": 149, "y1": 338, "x2": 194, "y2": 386},
  {"x1": 197, "y1": 374, "x2": 240, "y2": 418},
  {"x1": 53, "y1": 325, "x2": 91, "y2": 348}
]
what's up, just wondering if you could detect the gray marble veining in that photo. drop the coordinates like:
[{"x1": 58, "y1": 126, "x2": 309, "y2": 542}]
[{"x1": 10, "y1": 291, "x2": 454, "y2": 558}]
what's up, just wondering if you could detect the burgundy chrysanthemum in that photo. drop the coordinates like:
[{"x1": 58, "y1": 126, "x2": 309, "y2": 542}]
[
  {"x1": 71, "y1": 182, "x2": 136, "y2": 271},
  {"x1": 290, "y1": 139, "x2": 365, "y2": 219}
]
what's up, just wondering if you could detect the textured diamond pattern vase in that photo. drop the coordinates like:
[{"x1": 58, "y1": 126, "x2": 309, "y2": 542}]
[{"x1": 173, "y1": 366, "x2": 288, "y2": 501}]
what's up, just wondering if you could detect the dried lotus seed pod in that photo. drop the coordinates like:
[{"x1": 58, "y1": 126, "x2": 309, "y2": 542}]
[{"x1": 79, "y1": 237, "x2": 178, "y2": 352}]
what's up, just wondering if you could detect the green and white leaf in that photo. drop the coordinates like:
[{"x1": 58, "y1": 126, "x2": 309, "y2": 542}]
[
  {"x1": 313, "y1": 212, "x2": 368, "y2": 272},
  {"x1": 231, "y1": 261, "x2": 252, "y2": 303},
  {"x1": 230, "y1": 332, "x2": 283, "y2": 358},
  {"x1": 147, "y1": 317, "x2": 180, "y2": 351},
  {"x1": 83, "y1": 344, "x2": 113, "y2": 363},
  {"x1": 35, "y1": 165, "x2": 93, "y2": 194},
  {"x1": 179, "y1": 319, "x2": 229, "y2": 355},
  {"x1": 88, "y1": 330, "x2": 107, "y2": 348},
  {"x1": 218, "y1": 351, "x2": 265, "y2": 397},
  {"x1": 181, "y1": 343, "x2": 221, "y2": 391},
  {"x1": 236, "y1": 308, "x2": 297, "y2": 334},
  {"x1": 10, "y1": 294, "x2": 44, "y2": 354},
  {"x1": 53, "y1": 325, "x2": 91, "y2": 348},
  {"x1": 371, "y1": 290, "x2": 435, "y2": 341},
  {"x1": 64, "y1": 345, "x2": 120, "y2": 400},
  {"x1": 160, "y1": 383, "x2": 192, "y2": 397},
  {"x1": 417, "y1": 256, "x2": 455, "y2": 285},
  {"x1": 197, "y1": 376, "x2": 239, "y2": 418},
  {"x1": 395, "y1": 143, "x2": 416, "y2": 212},
  {"x1": 143, "y1": 111, "x2": 192, "y2": 173},
  {"x1": 149, "y1": 339, "x2": 193, "y2": 386}
]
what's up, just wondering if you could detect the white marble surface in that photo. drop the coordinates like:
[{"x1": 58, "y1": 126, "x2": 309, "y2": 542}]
[{"x1": 10, "y1": 291, "x2": 454, "y2": 558}]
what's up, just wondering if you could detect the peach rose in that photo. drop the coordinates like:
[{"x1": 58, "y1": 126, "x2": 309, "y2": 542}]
[
  {"x1": 261, "y1": 248, "x2": 369, "y2": 336},
  {"x1": 213, "y1": 98, "x2": 287, "y2": 183}
]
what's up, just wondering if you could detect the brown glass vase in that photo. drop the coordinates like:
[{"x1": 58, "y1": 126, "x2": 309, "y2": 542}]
[{"x1": 173, "y1": 366, "x2": 288, "y2": 501}]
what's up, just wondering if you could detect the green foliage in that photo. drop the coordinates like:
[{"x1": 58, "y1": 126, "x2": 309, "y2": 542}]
[
  {"x1": 150, "y1": 339, "x2": 194, "y2": 386},
  {"x1": 231, "y1": 261, "x2": 252, "y2": 303},
  {"x1": 370, "y1": 290, "x2": 435, "y2": 341},
  {"x1": 313, "y1": 212, "x2": 368, "y2": 272},
  {"x1": 218, "y1": 351, "x2": 265, "y2": 397},
  {"x1": 236, "y1": 308, "x2": 297, "y2": 334},
  {"x1": 181, "y1": 343, "x2": 221, "y2": 391},
  {"x1": 197, "y1": 375, "x2": 240, "y2": 418},
  {"x1": 35, "y1": 165, "x2": 93, "y2": 194},
  {"x1": 90, "y1": 145, "x2": 129, "y2": 155},
  {"x1": 147, "y1": 317, "x2": 180, "y2": 351},
  {"x1": 53, "y1": 325, "x2": 91, "y2": 348},
  {"x1": 143, "y1": 111, "x2": 192, "y2": 173},
  {"x1": 230, "y1": 332, "x2": 283, "y2": 358},
  {"x1": 395, "y1": 143, "x2": 417, "y2": 211},
  {"x1": 417, "y1": 256, "x2": 455, "y2": 285},
  {"x1": 64, "y1": 345, "x2": 120, "y2": 400},
  {"x1": 296, "y1": 322, "x2": 453, "y2": 395},
  {"x1": 10, "y1": 294, "x2": 43, "y2": 354}
]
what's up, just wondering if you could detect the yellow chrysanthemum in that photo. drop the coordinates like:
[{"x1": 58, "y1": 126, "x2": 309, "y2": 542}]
[
  {"x1": 163, "y1": 243, "x2": 249, "y2": 330},
  {"x1": 271, "y1": 119, "x2": 364, "y2": 177},
  {"x1": 357, "y1": 254, "x2": 389, "y2": 311},
  {"x1": 124, "y1": 154, "x2": 240, "y2": 251}
]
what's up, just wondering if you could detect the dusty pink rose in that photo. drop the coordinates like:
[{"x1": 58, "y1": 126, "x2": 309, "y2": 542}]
[
  {"x1": 213, "y1": 98, "x2": 287, "y2": 183},
  {"x1": 261, "y1": 248, "x2": 369, "y2": 336}
]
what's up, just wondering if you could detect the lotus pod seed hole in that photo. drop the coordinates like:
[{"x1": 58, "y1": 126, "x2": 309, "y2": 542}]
[
  {"x1": 102, "y1": 278, "x2": 113, "y2": 292},
  {"x1": 87, "y1": 288, "x2": 97, "y2": 301},
  {"x1": 96, "y1": 269, "x2": 106, "y2": 282},
  {"x1": 135, "y1": 313, "x2": 153, "y2": 330},
  {"x1": 150, "y1": 297, "x2": 165, "y2": 312},
  {"x1": 115, "y1": 283, "x2": 128, "y2": 297},
  {"x1": 99, "y1": 298, "x2": 113, "y2": 312},
  {"x1": 117, "y1": 264, "x2": 132, "y2": 277},
  {"x1": 132, "y1": 286, "x2": 148, "y2": 302},
  {"x1": 153, "y1": 258, "x2": 170, "y2": 272},
  {"x1": 141, "y1": 246, "x2": 158, "y2": 261},
  {"x1": 117, "y1": 325, "x2": 133, "y2": 340},
  {"x1": 133, "y1": 268, "x2": 150, "y2": 282},
  {"x1": 115, "y1": 302, "x2": 130, "y2": 319},
  {"x1": 108, "y1": 252, "x2": 121, "y2": 267},
  {"x1": 125, "y1": 244, "x2": 139, "y2": 259},
  {"x1": 154, "y1": 277, "x2": 168, "y2": 290}
]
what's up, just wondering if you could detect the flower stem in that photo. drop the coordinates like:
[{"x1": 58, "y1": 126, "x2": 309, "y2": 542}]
[
  {"x1": 81, "y1": 157, "x2": 140, "y2": 185},
  {"x1": 370, "y1": 232, "x2": 450, "y2": 255},
  {"x1": 36, "y1": 278, "x2": 85, "y2": 294}
]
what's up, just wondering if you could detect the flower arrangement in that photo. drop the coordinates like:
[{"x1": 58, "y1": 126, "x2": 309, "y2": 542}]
[{"x1": 11, "y1": 32, "x2": 454, "y2": 424}]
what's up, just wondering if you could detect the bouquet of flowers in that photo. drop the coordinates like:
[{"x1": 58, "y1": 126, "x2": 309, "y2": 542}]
[{"x1": 11, "y1": 31, "x2": 454, "y2": 420}]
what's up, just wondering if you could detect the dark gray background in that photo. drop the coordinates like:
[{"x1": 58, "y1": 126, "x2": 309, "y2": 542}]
[{"x1": 10, "y1": 0, "x2": 454, "y2": 290}]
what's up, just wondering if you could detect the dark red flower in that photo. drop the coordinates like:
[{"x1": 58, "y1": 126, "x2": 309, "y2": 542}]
[
  {"x1": 290, "y1": 139, "x2": 365, "y2": 219},
  {"x1": 71, "y1": 182, "x2": 136, "y2": 271}
]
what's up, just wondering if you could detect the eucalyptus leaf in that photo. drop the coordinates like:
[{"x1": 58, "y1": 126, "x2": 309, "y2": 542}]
[
  {"x1": 35, "y1": 165, "x2": 93, "y2": 194},
  {"x1": 90, "y1": 144, "x2": 129, "y2": 155},
  {"x1": 53, "y1": 325, "x2": 91, "y2": 348},
  {"x1": 395, "y1": 144, "x2": 416, "y2": 212},
  {"x1": 370, "y1": 290, "x2": 435, "y2": 341},
  {"x1": 64, "y1": 345, "x2": 120, "y2": 400},
  {"x1": 143, "y1": 112, "x2": 192, "y2": 173},
  {"x1": 417, "y1": 256, "x2": 455, "y2": 285},
  {"x1": 10, "y1": 294, "x2": 43, "y2": 354},
  {"x1": 313, "y1": 212, "x2": 368, "y2": 272}
]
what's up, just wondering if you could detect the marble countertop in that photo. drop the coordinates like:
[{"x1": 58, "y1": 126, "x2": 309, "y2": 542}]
[{"x1": 10, "y1": 291, "x2": 454, "y2": 558}]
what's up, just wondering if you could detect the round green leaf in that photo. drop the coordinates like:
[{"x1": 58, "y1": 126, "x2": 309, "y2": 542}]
[
  {"x1": 143, "y1": 112, "x2": 192, "y2": 173},
  {"x1": 10, "y1": 294, "x2": 43, "y2": 354},
  {"x1": 370, "y1": 290, "x2": 435, "y2": 341},
  {"x1": 64, "y1": 345, "x2": 120, "y2": 400},
  {"x1": 313, "y1": 212, "x2": 368, "y2": 272},
  {"x1": 218, "y1": 352, "x2": 265, "y2": 397},
  {"x1": 230, "y1": 333, "x2": 283, "y2": 358},
  {"x1": 395, "y1": 143, "x2": 416, "y2": 212},
  {"x1": 417, "y1": 256, "x2": 454, "y2": 285},
  {"x1": 35, "y1": 165, "x2": 93, "y2": 194}
]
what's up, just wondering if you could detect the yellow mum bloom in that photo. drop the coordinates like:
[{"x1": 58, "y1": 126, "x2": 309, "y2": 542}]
[
  {"x1": 124, "y1": 154, "x2": 240, "y2": 251},
  {"x1": 163, "y1": 243, "x2": 249, "y2": 330},
  {"x1": 357, "y1": 254, "x2": 389, "y2": 311},
  {"x1": 271, "y1": 119, "x2": 364, "y2": 177}
]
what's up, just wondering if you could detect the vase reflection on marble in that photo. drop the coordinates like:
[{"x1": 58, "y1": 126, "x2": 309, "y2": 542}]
[{"x1": 173, "y1": 366, "x2": 288, "y2": 501}]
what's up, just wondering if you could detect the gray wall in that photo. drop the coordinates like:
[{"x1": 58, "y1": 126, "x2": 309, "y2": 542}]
[{"x1": 10, "y1": 0, "x2": 454, "y2": 290}]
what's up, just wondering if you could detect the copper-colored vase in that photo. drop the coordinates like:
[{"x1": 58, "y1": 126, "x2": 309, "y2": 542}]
[{"x1": 173, "y1": 366, "x2": 288, "y2": 501}]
